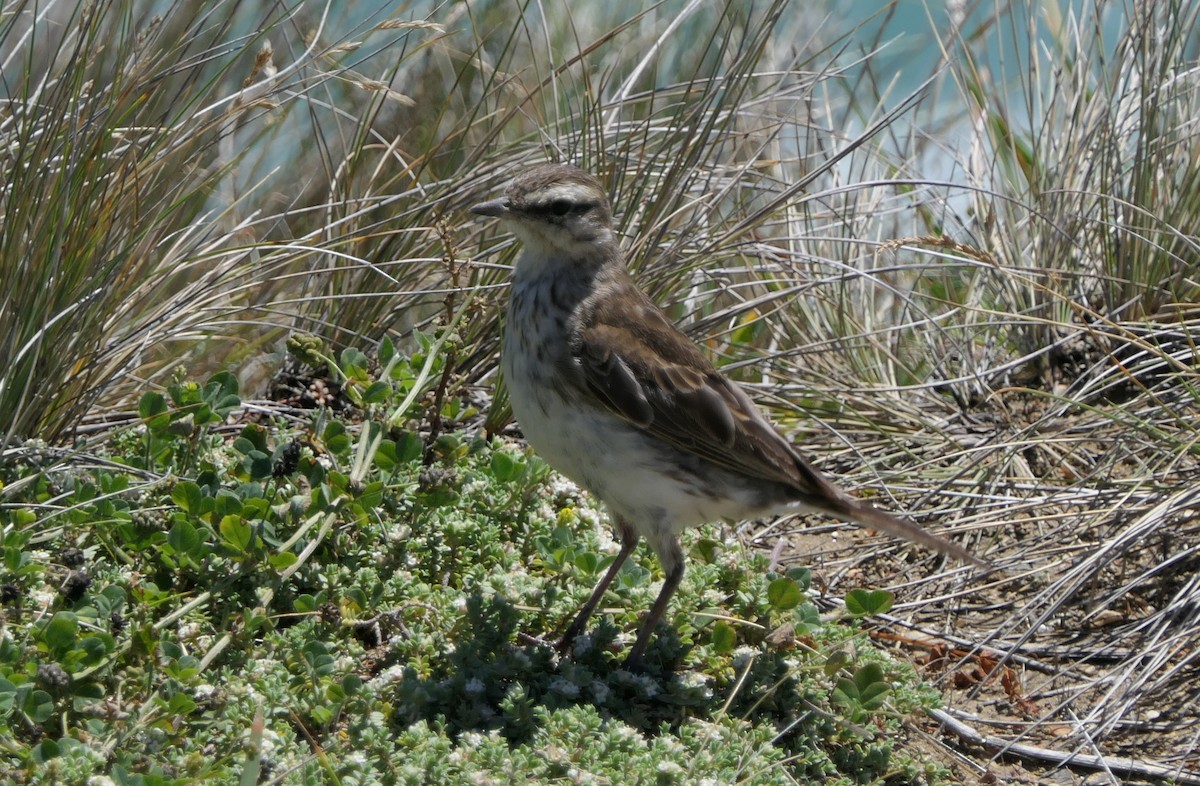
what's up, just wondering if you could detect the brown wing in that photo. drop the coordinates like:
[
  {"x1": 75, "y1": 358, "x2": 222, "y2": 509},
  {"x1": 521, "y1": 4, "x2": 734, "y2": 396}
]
[
  {"x1": 572, "y1": 277, "x2": 988, "y2": 568},
  {"x1": 573, "y1": 279, "x2": 843, "y2": 505}
]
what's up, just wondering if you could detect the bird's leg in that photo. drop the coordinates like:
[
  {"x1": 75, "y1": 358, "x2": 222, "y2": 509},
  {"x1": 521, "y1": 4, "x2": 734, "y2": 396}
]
[
  {"x1": 557, "y1": 517, "x2": 639, "y2": 654},
  {"x1": 624, "y1": 532, "x2": 684, "y2": 670}
]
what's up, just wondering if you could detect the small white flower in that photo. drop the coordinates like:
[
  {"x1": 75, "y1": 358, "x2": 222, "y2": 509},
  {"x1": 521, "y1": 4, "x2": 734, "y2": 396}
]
[
  {"x1": 549, "y1": 478, "x2": 581, "y2": 497},
  {"x1": 464, "y1": 677, "x2": 486, "y2": 695},
  {"x1": 369, "y1": 664, "x2": 406, "y2": 687}
]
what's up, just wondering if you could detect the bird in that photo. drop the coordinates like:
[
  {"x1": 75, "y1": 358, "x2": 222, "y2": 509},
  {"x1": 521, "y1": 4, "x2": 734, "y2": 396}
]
[{"x1": 470, "y1": 162, "x2": 985, "y2": 669}]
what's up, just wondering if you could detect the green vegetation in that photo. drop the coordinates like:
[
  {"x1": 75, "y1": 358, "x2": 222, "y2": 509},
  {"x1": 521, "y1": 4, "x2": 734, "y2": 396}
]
[
  {"x1": 2, "y1": 0, "x2": 1199, "y2": 782},
  {"x1": 0, "y1": 357, "x2": 943, "y2": 784}
]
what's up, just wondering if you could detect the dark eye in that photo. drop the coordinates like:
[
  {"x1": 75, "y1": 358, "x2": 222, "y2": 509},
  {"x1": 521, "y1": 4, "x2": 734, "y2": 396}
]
[{"x1": 549, "y1": 199, "x2": 572, "y2": 216}]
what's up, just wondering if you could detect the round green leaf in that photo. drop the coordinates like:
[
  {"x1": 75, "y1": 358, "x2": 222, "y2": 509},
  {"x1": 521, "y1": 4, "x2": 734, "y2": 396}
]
[
  {"x1": 767, "y1": 577, "x2": 802, "y2": 611},
  {"x1": 167, "y1": 519, "x2": 200, "y2": 555},
  {"x1": 41, "y1": 612, "x2": 78, "y2": 655},
  {"x1": 845, "y1": 588, "x2": 894, "y2": 616},
  {"x1": 219, "y1": 515, "x2": 254, "y2": 553},
  {"x1": 24, "y1": 689, "x2": 54, "y2": 723},
  {"x1": 170, "y1": 481, "x2": 203, "y2": 514}
]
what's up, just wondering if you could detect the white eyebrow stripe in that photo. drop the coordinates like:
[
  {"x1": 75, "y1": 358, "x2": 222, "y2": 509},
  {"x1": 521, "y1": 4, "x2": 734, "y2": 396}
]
[{"x1": 531, "y1": 183, "x2": 602, "y2": 204}]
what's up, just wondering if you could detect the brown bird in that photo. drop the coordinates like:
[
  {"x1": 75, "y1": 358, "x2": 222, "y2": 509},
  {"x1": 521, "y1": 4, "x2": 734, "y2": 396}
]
[{"x1": 471, "y1": 163, "x2": 984, "y2": 668}]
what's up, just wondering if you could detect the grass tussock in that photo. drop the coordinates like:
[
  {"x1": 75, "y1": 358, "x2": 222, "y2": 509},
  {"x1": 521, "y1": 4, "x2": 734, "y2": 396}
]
[{"x1": 1, "y1": 0, "x2": 1199, "y2": 782}]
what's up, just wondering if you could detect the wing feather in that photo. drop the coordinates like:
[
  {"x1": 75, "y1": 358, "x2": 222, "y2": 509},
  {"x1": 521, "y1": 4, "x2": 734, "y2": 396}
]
[
  {"x1": 573, "y1": 281, "x2": 836, "y2": 502},
  {"x1": 569, "y1": 276, "x2": 987, "y2": 568}
]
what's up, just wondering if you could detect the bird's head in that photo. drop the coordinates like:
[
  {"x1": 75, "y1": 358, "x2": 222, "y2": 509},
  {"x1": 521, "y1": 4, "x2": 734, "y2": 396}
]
[{"x1": 470, "y1": 164, "x2": 616, "y2": 258}]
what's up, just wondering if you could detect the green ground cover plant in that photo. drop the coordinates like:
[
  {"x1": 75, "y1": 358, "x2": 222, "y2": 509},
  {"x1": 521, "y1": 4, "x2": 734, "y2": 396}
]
[{"x1": 1, "y1": 354, "x2": 948, "y2": 784}]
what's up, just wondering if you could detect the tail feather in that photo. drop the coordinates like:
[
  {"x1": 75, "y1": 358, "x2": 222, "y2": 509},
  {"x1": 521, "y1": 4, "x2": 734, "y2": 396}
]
[{"x1": 836, "y1": 496, "x2": 990, "y2": 570}]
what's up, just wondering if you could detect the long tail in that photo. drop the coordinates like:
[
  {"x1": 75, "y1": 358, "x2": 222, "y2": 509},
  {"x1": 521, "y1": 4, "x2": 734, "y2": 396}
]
[{"x1": 836, "y1": 496, "x2": 991, "y2": 570}]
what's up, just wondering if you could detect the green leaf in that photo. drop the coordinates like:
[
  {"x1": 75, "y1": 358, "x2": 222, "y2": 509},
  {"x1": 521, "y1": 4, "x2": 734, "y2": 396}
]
[
  {"x1": 845, "y1": 588, "x2": 894, "y2": 617},
  {"x1": 167, "y1": 691, "x2": 198, "y2": 716},
  {"x1": 489, "y1": 451, "x2": 519, "y2": 482},
  {"x1": 77, "y1": 634, "x2": 114, "y2": 666},
  {"x1": 362, "y1": 381, "x2": 390, "y2": 404},
  {"x1": 167, "y1": 519, "x2": 200, "y2": 556},
  {"x1": 213, "y1": 489, "x2": 243, "y2": 518},
  {"x1": 0, "y1": 678, "x2": 17, "y2": 712},
  {"x1": 340, "y1": 347, "x2": 370, "y2": 380},
  {"x1": 323, "y1": 421, "x2": 350, "y2": 456},
  {"x1": 23, "y1": 689, "x2": 54, "y2": 723},
  {"x1": 237, "y1": 424, "x2": 269, "y2": 453},
  {"x1": 615, "y1": 561, "x2": 650, "y2": 589},
  {"x1": 694, "y1": 538, "x2": 720, "y2": 564},
  {"x1": 852, "y1": 662, "x2": 890, "y2": 709},
  {"x1": 394, "y1": 432, "x2": 423, "y2": 463},
  {"x1": 138, "y1": 392, "x2": 170, "y2": 432},
  {"x1": 767, "y1": 577, "x2": 802, "y2": 611},
  {"x1": 357, "y1": 481, "x2": 384, "y2": 508},
  {"x1": 859, "y1": 680, "x2": 891, "y2": 709},
  {"x1": 219, "y1": 515, "x2": 254, "y2": 553},
  {"x1": 303, "y1": 642, "x2": 335, "y2": 675},
  {"x1": 374, "y1": 439, "x2": 398, "y2": 471},
  {"x1": 711, "y1": 621, "x2": 737, "y2": 653},
  {"x1": 71, "y1": 682, "x2": 105, "y2": 702},
  {"x1": 202, "y1": 371, "x2": 241, "y2": 417},
  {"x1": 31, "y1": 738, "x2": 60, "y2": 762},
  {"x1": 379, "y1": 336, "x2": 396, "y2": 367},
  {"x1": 41, "y1": 612, "x2": 79, "y2": 655},
  {"x1": 268, "y1": 552, "x2": 298, "y2": 571},
  {"x1": 243, "y1": 450, "x2": 274, "y2": 480},
  {"x1": 4, "y1": 545, "x2": 28, "y2": 571},
  {"x1": 786, "y1": 566, "x2": 812, "y2": 591},
  {"x1": 171, "y1": 481, "x2": 203, "y2": 514},
  {"x1": 573, "y1": 551, "x2": 598, "y2": 575},
  {"x1": 833, "y1": 678, "x2": 858, "y2": 707}
]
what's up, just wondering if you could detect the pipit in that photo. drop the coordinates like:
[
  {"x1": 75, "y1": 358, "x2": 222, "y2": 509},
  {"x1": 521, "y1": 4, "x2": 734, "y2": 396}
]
[{"x1": 471, "y1": 163, "x2": 985, "y2": 668}]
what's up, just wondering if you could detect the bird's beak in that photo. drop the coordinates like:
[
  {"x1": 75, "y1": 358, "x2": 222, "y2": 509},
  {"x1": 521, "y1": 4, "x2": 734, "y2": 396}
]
[{"x1": 469, "y1": 199, "x2": 511, "y2": 218}]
